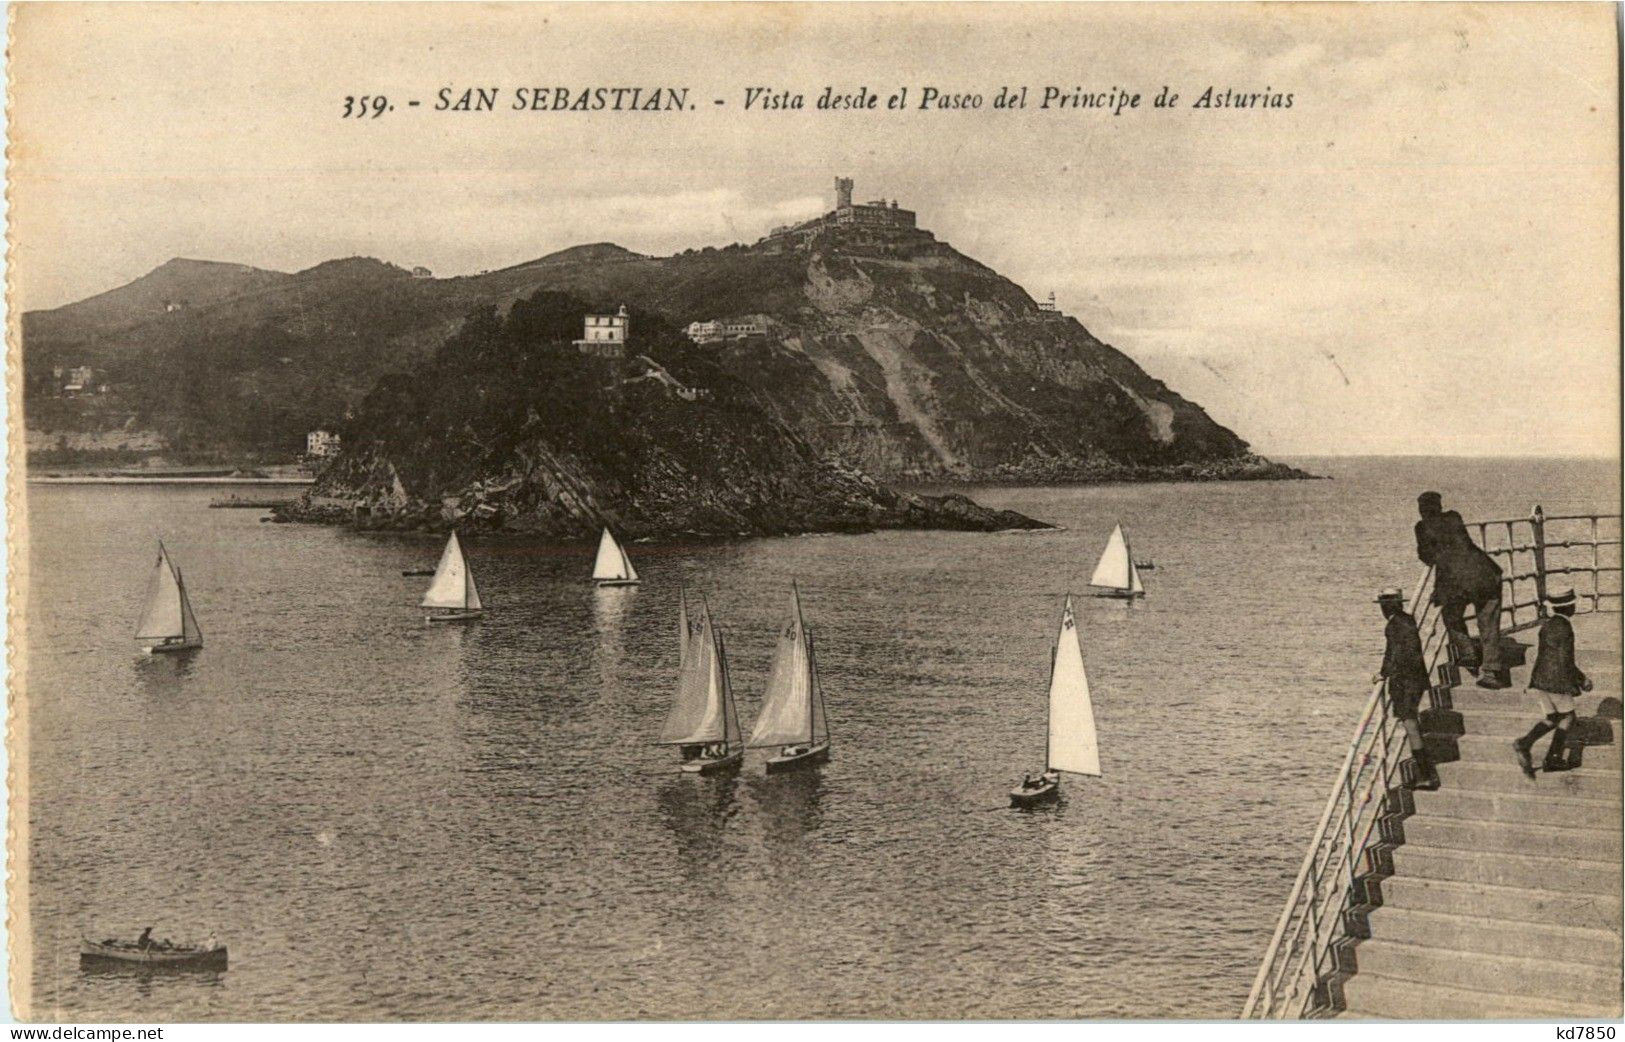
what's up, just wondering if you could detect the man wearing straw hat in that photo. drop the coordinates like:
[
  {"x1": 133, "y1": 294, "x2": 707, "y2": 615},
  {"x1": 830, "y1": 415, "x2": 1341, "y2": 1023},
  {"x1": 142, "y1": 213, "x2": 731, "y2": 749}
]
[
  {"x1": 1373, "y1": 587, "x2": 1440, "y2": 791},
  {"x1": 1414, "y1": 491, "x2": 1508, "y2": 689},
  {"x1": 1513, "y1": 587, "x2": 1593, "y2": 778}
]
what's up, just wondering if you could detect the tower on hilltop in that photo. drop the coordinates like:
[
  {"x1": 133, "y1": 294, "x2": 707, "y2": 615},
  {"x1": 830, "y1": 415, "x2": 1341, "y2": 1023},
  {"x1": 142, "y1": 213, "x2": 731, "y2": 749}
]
[{"x1": 834, "y1": 176, "x2": 854, "y2": 211}]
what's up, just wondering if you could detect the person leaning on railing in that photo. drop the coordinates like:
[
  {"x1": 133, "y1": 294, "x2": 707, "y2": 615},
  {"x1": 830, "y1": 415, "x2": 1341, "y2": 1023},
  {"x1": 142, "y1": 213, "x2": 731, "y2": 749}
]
[
  {"x1": 1373, "y1": 587, "x2": 1441, "y2": 791},
  {"x1": 1512, "y1": 588, "x2": 1593, "y2": 778},
  {"x1": 1415, "y1": 491, "x2": 1508, "y2": 689}
]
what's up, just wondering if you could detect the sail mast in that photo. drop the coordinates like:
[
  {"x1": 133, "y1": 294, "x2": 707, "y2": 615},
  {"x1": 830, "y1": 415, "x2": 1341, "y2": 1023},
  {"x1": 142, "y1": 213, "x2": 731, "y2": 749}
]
[
  {"x1": 177, "y1": 569, "x2": 201, "y2": 644},
  {"x1": 678, "y1": 584, "x2": 690, "y2": 662},
  {"x1": 807, "y1": 626, "x2": 829, "y2": 744},
  {"x1": 717, "y1": 625, "x2": 741, "y2": 750}
]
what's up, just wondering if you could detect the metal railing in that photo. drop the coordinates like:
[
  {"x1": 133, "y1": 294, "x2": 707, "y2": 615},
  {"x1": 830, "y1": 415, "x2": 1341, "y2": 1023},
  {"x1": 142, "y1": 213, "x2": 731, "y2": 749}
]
[{"x1": 1242, "y1": 507, "x2": 1622, "y2": 1019}]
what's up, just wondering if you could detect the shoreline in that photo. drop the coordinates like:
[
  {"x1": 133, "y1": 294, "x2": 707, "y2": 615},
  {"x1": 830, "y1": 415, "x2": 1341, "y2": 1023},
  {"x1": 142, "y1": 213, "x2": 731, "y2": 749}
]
[{"x1": 27, "y1": 475, "x2": 316, "y2": 486}]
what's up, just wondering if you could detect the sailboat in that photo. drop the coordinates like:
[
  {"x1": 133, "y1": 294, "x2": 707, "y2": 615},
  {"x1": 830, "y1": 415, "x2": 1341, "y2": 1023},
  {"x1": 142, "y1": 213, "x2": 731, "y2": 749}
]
[
  {"x1": 1010, "y1": 595, "x2": 1101, "y2": 807},
  {"x1": 134, "y1": 542, "x2": 203, "y2": 654},
  {"x1": 1088, "y1": 522, "x2": 1146, "y2": 599},
  {"x1": 657, "y1": 597, "x2": 744, "y2": 774},
  {"x1": 748, "y1": 583, "x2": 831, "y2": 773},
  {"x1": 591, "y1": 528, "x2": 640, "y2": 587},
  {"x1": 421, "y1": 531, "x2": 485, "y2": 622}
]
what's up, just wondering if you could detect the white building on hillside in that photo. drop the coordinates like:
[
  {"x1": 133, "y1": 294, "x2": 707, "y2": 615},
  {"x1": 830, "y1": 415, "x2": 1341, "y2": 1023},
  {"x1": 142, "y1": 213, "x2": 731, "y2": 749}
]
[{"x1": 306, "y1": 429, "x2": 342, "y2": 458}]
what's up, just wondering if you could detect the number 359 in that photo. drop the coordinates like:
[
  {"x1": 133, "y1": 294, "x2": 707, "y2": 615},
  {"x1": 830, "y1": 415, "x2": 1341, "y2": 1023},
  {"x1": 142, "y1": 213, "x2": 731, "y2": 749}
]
[{"x1": 342, "y1": 96, "x2": 390, "y2": 119}]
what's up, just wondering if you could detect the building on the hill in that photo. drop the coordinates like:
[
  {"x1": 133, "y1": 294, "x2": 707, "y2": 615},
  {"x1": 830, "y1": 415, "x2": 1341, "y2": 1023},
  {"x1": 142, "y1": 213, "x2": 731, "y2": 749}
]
[
  {"x1": 306, "y1": 429, "x2": 342, "y2": 458},
  {"x1": 574, "y1": 305, "x2": 630, "y2": 359},
  {"x1": 684, "y1": 318, "x2": 767, "y2": 344},
  {"x1": 62, "y1": 365, "x2": 98, "y2": 395},
  {"x1": 766, "y1": 176, "x2": 920, "y2": 246},
  {"x1": 1037, "y1": 292, "x2": 1060, "y2": 314},
  {"x1": 411, "y1": 266, "x2": 433, "y2": 279}
]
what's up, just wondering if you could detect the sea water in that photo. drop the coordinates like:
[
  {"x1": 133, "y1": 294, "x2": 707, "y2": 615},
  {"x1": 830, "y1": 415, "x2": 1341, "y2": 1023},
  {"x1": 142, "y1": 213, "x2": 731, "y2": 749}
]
[{"x1": 19, "y1": 457, "x2": 1618, "y2": 1019}]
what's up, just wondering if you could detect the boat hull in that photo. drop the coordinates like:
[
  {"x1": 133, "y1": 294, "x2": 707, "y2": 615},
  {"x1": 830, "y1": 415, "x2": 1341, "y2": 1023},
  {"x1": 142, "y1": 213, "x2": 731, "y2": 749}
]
[
  {"x1": 593, "y1": 579, "x2": 641, "y2": 587},
  {"x1": 401, "y1": 568, "x2": 435, "y2": 577},
  {"x1": 765, "y1": 741, "x2": 830, "y2": 773},
  {"x1": 1009, "y1": 779, "x2": 1060, "y2": 807},
  {"x1": 142, "y1": 640, "x2": 202, "y2": 655},
  {"x1": 79, "y1": 940, "x2": 227, "y2": 971},
  {"x1": 680, "y1": 750, "x2": 743, "y2": 775},
  {"x1": 425, "y1": 609, "x2": 485, "y2": 623},
  {"x1": 1090, "y1": 589, "x2": 1145, "y2": 600}
]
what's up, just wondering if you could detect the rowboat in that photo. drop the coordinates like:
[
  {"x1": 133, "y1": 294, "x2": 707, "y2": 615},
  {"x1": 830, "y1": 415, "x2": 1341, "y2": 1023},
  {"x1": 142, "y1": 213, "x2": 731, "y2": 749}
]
[{"x1": 80, "y1": 938, "x2": 227, "y2": 970}]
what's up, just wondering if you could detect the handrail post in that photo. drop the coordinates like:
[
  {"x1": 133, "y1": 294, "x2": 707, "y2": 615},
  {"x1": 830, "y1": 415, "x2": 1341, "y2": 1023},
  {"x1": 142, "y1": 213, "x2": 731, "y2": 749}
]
[{"x1": 1530, "y1": 505, "x2": 1549, "y2": 619}]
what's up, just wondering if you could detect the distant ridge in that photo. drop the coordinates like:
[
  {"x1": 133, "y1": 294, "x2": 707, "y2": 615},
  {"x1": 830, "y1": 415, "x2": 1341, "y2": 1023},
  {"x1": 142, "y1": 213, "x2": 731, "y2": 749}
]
[{"x1": 502, "y1": 242, "x2": 645, "y2": 271}]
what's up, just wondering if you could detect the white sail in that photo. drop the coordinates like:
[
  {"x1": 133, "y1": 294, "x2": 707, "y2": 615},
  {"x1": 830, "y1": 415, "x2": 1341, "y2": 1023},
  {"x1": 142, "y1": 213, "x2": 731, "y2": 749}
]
[
  {"x1": 1089, "y1": 523, "x2": 1135, "y2": 591},
  {"x1": 463, "y1": 556, "x2": 484, "y2": 611},
  {"x1": 1047, "y1": 597, "x2": 1101, "y2": 777},
  {"x1": 659, "y1": 603, "x2": 734, "y2": 745},
  {"x1": 422, "y1": 532, "x2": 475, "y2": 609},
  {"x1": 592, "y1": 528, "x2": 635, "y2": 582},
  {"x1": 135, "y1": 545, "x2": 184, "y2": 640},
  {"x1": 748, "y1": 587, "x2": 824, "y2": 748}
]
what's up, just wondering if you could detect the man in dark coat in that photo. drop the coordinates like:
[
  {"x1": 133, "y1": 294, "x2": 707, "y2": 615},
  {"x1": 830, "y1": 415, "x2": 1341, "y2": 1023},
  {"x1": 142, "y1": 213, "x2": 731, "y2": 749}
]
[
  {"x1": 1373, "y1": 587, "x2": 1439, "y2": 790},
  {"x1": 1415, "y1": 491, "x2": 1508, "y2": 688},
  {"x1": 1513, "y1": 588, "x2": 1592, "y2": 777}
]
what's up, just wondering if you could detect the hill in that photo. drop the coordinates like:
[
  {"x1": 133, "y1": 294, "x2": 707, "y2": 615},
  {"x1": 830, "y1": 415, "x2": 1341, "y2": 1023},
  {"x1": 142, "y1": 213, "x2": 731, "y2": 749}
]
[
  {"x1": 22, "y1": 212, "x2": 1303, "y2": 482},
  {"x1": 280, "y1": 291, "x2": 1046, "y2": 538}
]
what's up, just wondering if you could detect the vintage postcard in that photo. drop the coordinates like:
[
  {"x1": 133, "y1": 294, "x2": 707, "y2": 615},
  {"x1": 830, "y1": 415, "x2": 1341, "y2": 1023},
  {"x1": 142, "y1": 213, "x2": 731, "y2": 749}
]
[{"x1": 6, "y1": 1, "x2": 1621, "y2": 1025}]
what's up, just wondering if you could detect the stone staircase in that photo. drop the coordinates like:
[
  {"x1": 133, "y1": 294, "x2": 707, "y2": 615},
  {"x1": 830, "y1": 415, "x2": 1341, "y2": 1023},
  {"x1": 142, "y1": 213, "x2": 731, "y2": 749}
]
[{"x1": 1339, "y1": 614, "x2": 1623, "y2": 1019}]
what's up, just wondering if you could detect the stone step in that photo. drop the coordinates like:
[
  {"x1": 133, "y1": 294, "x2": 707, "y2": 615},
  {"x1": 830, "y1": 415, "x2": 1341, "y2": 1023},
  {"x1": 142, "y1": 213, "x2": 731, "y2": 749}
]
[
  {"x1": 1365, "y1": 905, "x2": 1623, "y2": 967},
  {"x1": 1378, "y1": 874, "x2": 1623, "y2": 931},
  {"x1": 1448, "y1": 733, "x2": 1621, "y2": 770},
  {"x1": 1447, "y1": 685, "x2": 1622, "y2": 712},
  {"x1": 1413, "y1": 787, "x2": 1624, "y2": 830},
  {"x1": 1430, "y1": 709, "x2": 1620, "y2": 746},
  {"x1": 1391, "y1": 843, "x2": 1619, "y2": 895},
  {"x1": 1341, "y1": 973, "x2": 1620, "y2": 1019},
  {"x1": 1403, "y1": 814, "x2": 1623, "y2": 860},
  {"x1": 1353, "y1": 940, "x2": 1620, "y2": 1005},
  {"x1": 1434, "y1": 760, "x2": 1623, "y2": 799}
]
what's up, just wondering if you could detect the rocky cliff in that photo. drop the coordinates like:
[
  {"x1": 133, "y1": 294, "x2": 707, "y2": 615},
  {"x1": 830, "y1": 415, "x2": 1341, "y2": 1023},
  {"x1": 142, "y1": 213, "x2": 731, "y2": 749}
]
[{"x1": 279, "y1": 292, "x2": 1046, "y2": 538}]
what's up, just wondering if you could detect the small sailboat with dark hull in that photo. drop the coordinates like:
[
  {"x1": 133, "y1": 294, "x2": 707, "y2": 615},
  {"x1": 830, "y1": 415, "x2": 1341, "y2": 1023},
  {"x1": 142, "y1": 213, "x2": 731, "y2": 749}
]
[
  {"x1": 1011, "y1": 595, "x2": 1102, "y2": 808},
  {"x1": 592, "y1": 528, "x2": 640, "y2": 587},
  {"x1": 135, "y1": 542, "x2": 202, "y2": 654},
  {"x1": 658, "y1": 596, "x2": 744, "y2": 774},
  {"x1": 421, "y1": 531, "x2": 485, "y2": 623},
  {"x1": 1089, "y1": 522, "x2": 1146, "y2": 600},
  {"x1": 749, "y1": 584, "x2": 831, "y2": 773}
]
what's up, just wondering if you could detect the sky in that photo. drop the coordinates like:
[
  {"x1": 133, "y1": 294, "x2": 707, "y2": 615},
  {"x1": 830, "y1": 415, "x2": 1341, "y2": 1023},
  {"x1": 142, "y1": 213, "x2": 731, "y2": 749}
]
[{"x1": 10, "y1": 2, "x2": 1620, "y2": 458}]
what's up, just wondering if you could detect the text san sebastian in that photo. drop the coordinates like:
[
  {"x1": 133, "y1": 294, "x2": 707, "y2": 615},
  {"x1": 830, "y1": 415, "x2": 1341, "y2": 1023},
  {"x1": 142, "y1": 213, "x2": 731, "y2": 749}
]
[{"x1": 437, "y1": 87, "x2": 693, "y2": 111}]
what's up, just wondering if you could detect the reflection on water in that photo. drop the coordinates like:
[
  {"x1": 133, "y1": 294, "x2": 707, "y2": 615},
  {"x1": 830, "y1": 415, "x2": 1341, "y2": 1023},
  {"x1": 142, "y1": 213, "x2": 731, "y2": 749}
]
[
  {"x1": 745, "y1": 767, "x2": 825, "y2": 848},
  {"x1": 23, "y1": 458, "x2": 1618, "y2": 1019},
  {"x1": 657, "y1": 774, "x2": 741, "y2": 880}
]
